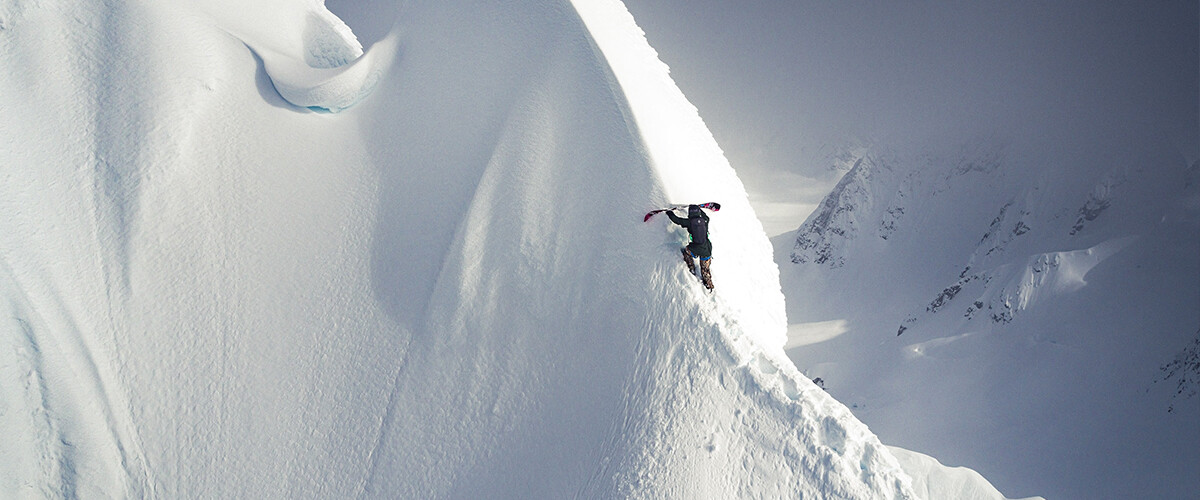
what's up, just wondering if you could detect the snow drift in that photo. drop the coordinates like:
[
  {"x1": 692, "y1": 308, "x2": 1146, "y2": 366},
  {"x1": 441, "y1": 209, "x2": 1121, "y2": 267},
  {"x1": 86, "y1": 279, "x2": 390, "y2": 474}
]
[{"x1": 0, "y1": 0, "x2": 940, "y2": 497}]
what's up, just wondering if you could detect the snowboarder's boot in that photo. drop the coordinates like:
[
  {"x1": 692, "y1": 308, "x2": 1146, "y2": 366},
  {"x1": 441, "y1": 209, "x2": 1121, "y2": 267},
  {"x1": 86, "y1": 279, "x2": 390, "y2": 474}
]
[
  {"x1": 681, "y1": 248, "x2": 696, "y2": 274},
  {"x1": 700, "y1": 257, "x2": 714, "y2": 291}
]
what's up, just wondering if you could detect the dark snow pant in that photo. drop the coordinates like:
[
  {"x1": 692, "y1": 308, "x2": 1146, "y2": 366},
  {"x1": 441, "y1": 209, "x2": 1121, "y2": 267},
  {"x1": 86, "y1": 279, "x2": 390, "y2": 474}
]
[{"x1": 681, "y1": 248, "x2": 714, "y2": 290}]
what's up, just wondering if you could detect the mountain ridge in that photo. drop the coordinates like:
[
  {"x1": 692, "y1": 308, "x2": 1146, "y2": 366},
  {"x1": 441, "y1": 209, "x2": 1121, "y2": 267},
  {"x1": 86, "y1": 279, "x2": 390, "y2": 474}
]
[{"x1": 778, "y1": 140, "x2": 1200, "y2": 499}]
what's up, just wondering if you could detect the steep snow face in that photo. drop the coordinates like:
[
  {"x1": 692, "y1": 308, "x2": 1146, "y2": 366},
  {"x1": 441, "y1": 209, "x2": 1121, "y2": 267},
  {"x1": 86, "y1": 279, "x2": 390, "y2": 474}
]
[
  {"x1": 777, "y1": 142, "x2": 1200, "y2": 499},
  {"x1": 0, "y1": 0, "x2": 920, "y2": 497}
]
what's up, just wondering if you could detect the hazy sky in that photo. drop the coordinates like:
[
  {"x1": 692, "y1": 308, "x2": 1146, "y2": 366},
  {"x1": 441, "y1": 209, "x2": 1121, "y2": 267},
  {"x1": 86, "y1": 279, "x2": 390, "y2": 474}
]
[
  {"x1": 621, "y1": 0, "x2": 1198, "y2": 235},
  {"x1": 328, "y1": 1, "x2": 1199, "y2": 236}
]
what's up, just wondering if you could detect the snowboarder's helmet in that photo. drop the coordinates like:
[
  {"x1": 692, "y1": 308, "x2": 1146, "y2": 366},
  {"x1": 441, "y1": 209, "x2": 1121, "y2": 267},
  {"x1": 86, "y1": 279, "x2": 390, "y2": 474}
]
[{"x1": 688, "y1": 204, "x2": 701, "y2": 217}]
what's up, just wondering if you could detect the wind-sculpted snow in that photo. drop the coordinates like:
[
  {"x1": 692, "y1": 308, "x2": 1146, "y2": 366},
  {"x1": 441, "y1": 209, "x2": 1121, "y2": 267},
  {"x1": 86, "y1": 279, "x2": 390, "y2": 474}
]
[
  {"x1": 248, "y1": 32, "x2": 397, "y2": 112},
  {"x1": 0, "y1": 0, "x2": 923, "y2": 497},
  {"x1": 195, "y1": 0, "x2": 394, "y2": 112}
]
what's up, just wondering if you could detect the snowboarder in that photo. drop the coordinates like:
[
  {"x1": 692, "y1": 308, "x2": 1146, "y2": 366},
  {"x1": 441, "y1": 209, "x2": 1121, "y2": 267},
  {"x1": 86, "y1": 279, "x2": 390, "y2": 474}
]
[{"x1": 666, "y1": 204, "x2": 715, "y2": 290}]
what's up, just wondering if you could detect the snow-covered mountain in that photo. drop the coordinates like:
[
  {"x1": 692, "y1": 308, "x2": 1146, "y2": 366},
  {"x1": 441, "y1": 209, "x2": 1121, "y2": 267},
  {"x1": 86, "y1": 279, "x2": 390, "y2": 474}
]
[
  {"x1": 0, "y1": 0, "x2": 1037, "y2": 497},
  {"x1": 776, "y1": 140, "x2": 1200, "y2": 499}
]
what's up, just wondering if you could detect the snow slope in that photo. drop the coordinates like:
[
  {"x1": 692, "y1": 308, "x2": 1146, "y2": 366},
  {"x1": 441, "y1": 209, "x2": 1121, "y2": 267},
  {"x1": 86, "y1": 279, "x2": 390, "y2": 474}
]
[
  {"x1": 777, "y1": 140, "x2": 1200, "y2": 499},
  {"x1": 0, "y1": 0, "x2": 939, "y2": 497}
]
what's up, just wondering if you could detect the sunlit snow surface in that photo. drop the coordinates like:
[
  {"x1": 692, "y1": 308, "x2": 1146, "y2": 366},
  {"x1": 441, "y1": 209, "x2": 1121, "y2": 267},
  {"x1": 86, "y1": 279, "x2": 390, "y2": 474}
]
[{"x1": 0, "y1": 0, "x2": 1024, "y2": 497}]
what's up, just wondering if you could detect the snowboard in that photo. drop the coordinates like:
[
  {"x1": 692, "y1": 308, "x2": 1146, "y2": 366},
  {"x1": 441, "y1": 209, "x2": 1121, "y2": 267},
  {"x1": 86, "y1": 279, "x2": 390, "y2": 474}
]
[{"x1": 643, "y1": 202, "x2": 721, "y2": 222}]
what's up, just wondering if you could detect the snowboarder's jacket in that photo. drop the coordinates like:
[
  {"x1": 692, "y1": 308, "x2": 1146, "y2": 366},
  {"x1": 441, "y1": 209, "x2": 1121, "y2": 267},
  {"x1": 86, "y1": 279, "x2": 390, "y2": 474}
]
[{"x1": 667, "y1": 205, "x2": 712, "y2": 258}]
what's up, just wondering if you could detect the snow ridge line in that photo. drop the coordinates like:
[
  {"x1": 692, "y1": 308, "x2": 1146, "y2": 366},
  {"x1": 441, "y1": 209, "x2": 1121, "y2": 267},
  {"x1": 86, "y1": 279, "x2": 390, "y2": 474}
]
[
  {"x1": 572, "y1": 0, "x2": 917, "y2": 496},
  {"x1": 698, "y1": 284, "x2": 917, "y2": 498},
  {"x1": 572, "y1": 0, "x2": 816, "y2": 427}
]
